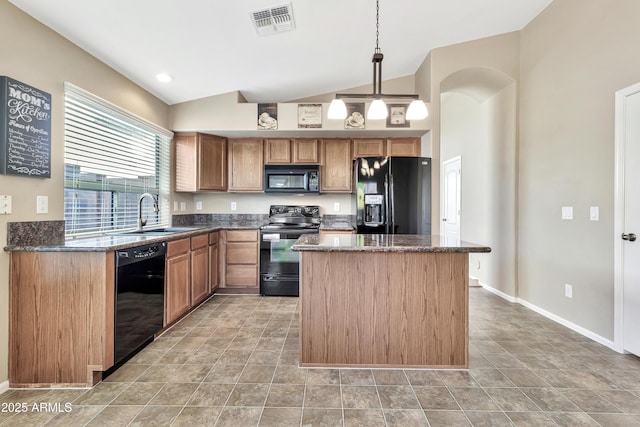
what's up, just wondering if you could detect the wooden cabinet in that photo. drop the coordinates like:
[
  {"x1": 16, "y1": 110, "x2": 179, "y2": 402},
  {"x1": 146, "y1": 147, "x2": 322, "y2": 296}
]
[
  {"x1": 264, "y1": 139, "x2": 292, "y2": 163},
  {"x1": 353, "y1": 138, "x2": 386, "y2": 158},
  {"x1": 220, "y1": 229, "x2": 259, "y2": 291},
  {"x1": 228, "y1": 139, "x2": 264, "y2": 191},
  {"x1": 293, "y1": 139, "x2": 319, "y2": 163},
  {"x1": 175, "y1": 132, "x2": 227, "y2": 191},
  {"x1": 387, "y1": 138, "x2": 420, "y2": 157},
  {"x1": 264, "y1": 138, "x2": 319, "y2": 164},
  {"x1": 320, "y1": 139, "x2": 352, "y2": 193},
  {"x1": 352, "y1": 138, "x2": 420, "y2": 158},
  {"x1": 190, "y1": 234, "x2": 210, "y2": 305},
  {"x1": 166, "y1": 238, "x2": 191, "y2": 325},
  {"x1": 209, "y1": 231, "x2": 220, "y2": 293},
  {"x1": 9, "y1": 251, "x2": 115, "y2": 387}
]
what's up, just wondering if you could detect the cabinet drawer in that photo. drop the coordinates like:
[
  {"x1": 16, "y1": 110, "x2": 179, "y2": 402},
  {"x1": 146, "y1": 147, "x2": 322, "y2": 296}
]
[
  {"x1": 191, "y1": 234, "x2": 209, "y2": 250},
  {"x1": 226, "y1": 230, "x2": 257, "y2": 242},
  {"x1": 167, "y1": 238, "x2": 190, "y2": 257},
  {"x1": 227, "y1": 242, "x2": 258, "y2": 264},
  {"x1": 225, "y1": 264, "x2": 258, "y2": 287},
  {"x1": 209, "y1": 231, "x2": 219, "y2": 245}
]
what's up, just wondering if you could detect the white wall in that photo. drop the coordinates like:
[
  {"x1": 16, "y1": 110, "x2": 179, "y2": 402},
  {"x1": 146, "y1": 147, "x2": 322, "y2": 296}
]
[
  {"x1": 440, "y1": 84, "x2": 517, "y2": 296},
  {"x1": 518, "y1": 0, "x2": 640, "y2": 340}
]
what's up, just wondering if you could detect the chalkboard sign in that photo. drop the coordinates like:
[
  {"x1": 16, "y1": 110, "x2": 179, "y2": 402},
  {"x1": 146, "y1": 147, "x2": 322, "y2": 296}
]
[{"x1": 0, "y1": 76, "x2": 51, "y2": 178}]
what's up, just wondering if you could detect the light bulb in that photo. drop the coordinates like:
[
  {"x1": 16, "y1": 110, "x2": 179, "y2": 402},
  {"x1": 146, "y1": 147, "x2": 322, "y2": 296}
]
[
  {"x1": 406, "y1": 100, "x2": 428, "y2": 120},
  {"x1": 327, "y1": 99, "x2": 347, "y2": 119},
  {"x1": 367, "y1": 99, "x2": 388, "y2": 120}
]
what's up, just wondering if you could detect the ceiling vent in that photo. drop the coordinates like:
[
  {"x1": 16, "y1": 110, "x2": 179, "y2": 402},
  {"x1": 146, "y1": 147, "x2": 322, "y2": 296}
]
[{"x1": 250, "y1": 3, "x2": 295, "y2": 36}]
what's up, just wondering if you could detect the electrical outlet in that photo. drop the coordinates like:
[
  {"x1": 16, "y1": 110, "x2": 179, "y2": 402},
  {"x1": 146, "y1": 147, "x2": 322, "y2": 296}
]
[
  {"x1": 231, "y1": 202, "x2": 237, "y2": 211},
  {"x1": 180, "y1": 202, "x2": 186, "y2": 211},
  {"x1": 195, "y1": 201, "x2": 203, "y2": 211},
  {"x1": 565, "y1": 283, "x2": 573, "y2": 298},
  {"x1": 36, "y1": 195, "x2": 48, "y2": 214},
  {"x1": 173, "y1": 201, "x2": 179, "y2": 211},
  {"x1": 0, "y1": 195, "x2": 12, "y2": 214},
  {"x1": 590, "y1": 206, "x2": 599, "y2": 221},
  {"x1": 562, "y1": 206, "x2": 573, "y2": 220},
  {"x1": 334, "y1": 202, "x2": 340, "y2": 212}
]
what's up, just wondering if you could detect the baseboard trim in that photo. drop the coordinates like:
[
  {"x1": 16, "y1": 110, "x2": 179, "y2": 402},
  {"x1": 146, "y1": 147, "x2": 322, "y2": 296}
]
[
  {"x1": 480, "y1": 283, "x2": 617, "y2": 352},
  {"x1": 479, "y1": 282, "x2": 517, "y2": 303},
  {"x1": 0, "y1": 380, "x2": 9, "y2": 395}
]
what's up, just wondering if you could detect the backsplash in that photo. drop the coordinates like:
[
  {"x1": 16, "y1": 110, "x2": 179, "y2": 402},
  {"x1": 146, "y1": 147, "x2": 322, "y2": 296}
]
[
  {"x1": 172, "y1": 213, "x2": 354, "y2": 227},
  {"x1": 172, "y1": 214, "x2": 269, "y2": 226},
  {"x1": 7, "y1": 220, "x2": 65, "y2": 246}
]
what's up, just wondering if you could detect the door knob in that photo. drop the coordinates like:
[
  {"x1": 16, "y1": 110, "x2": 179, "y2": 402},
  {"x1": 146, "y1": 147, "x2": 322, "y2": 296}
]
[{"x1": 622, "y1": 233, "x2": 637, "y2": 242}]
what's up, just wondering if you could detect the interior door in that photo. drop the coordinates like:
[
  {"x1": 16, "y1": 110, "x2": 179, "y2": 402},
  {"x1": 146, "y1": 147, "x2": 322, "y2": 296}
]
[
  {"x1": 442, "y1": 156, "x2": 461, "y2": 240},
  {"x1": 621, "y1": 86, "x2": 640, "y2": 356}
]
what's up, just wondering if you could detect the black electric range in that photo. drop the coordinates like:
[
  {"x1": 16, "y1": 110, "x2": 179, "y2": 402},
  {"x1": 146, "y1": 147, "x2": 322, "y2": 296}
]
[{"x1": 259, "y1": 205, "x2": 320, "y2": 296}]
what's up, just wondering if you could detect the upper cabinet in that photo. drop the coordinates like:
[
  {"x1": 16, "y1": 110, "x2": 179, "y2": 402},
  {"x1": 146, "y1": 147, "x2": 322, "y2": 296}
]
[
  {"x1": 175, "y1": 132, "x2": 227, "y2": 192},
  {"x1": 228, "y1": 138, "x2": 264, "y2": 191},
  {"x1": 353, "y1": 138, "x2": 386, "y2": 158},
  {"x1": 387, "y1": 138, "x2": 420, "y2": 157},
  {"x1": 293, "y1": 139, "x2": 319, "y2": 163},
  {"x1": 352, "y1": 137, "x2": 421, "y2": 158},
  {"x1": 320, "y1": 139, "x2": 352, "y2": 193},
  {"x1": 264, "y1": 138, "x2": 319, "y2": 164},
  {"x1": 264, "y1": 139, "x2": 291, "y2": 164}
]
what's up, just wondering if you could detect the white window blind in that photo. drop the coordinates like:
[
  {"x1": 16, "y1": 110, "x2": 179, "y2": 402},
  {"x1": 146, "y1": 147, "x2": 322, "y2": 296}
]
[{"x1": 64, "y1": 83, "x2": 172, "y2": 237}]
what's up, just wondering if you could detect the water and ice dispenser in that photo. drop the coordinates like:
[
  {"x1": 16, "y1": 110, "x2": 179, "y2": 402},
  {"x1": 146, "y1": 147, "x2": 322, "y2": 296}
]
[{"x1": 364, "y1": 194, "x2": 385, "y2": 226}]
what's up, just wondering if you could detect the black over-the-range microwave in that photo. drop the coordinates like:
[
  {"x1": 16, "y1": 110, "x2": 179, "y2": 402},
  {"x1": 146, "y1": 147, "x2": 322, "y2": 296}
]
[{"x1": 264, "y1": 165, "x2": 319, "y2": 193}]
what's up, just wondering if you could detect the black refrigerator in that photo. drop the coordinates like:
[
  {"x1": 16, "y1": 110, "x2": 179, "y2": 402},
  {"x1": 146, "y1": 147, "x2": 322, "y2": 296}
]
[{"x1": 355, "y1": 156, "x2": 432, "y2": 234}]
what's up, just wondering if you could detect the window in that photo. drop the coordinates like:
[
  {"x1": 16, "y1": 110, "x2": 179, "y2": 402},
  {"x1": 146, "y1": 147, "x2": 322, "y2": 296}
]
[{"x1": 64, "y1": 83, "x2": 172, "y2": 237}]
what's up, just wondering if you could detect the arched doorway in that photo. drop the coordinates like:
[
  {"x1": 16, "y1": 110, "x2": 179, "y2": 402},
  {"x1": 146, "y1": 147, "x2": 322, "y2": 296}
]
[{"x1": 440, "y1": 67, "x2": 518, "y2": 297}]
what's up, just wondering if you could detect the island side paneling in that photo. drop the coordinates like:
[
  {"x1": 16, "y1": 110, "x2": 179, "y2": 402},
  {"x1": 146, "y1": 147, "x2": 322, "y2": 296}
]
[{"x1": 299, "y1": 251, "x2": 469, "y2": 368}]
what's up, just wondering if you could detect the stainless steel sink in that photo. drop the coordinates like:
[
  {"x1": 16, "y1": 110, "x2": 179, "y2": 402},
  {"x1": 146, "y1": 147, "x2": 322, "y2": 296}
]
[{"x1": 116, "y1": 226, "x2": 202, "y2": 236}]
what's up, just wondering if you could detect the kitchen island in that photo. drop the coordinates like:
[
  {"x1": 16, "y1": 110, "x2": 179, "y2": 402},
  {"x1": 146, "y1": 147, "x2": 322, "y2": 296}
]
[{"x1": 292, "y1": 233, "x2": 491, "y2": 369}]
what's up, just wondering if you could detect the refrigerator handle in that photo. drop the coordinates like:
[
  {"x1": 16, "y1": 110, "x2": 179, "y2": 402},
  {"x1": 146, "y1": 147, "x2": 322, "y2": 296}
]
[
  {"x1": 384, "y1": 174, "x2": 389, "y2": 234},
  {"x1": 388, "y1": 173, "x2": 395, "y2": 234}
]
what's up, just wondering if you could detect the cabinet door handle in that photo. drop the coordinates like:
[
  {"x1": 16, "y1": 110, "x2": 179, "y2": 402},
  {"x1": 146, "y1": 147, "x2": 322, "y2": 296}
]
[{"x1": 622, "y1": 233, "x2": 637, "y2": 242}]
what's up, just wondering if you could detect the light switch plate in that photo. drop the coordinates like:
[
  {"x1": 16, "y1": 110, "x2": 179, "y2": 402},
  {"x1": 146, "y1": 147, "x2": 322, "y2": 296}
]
[
  {"x1": 562, "y1": 206, "x2": 573, "y2": 220},
  {"x1": 565, "y1": 283, "x2": 573, "y2": 298},
  {"x1": 36, "y1": 195, "x2": 48, "y2": 214},
  {"x1": 231, "y1": 202, "x2": 237, "y2": 211},
  {"x1": 590, "y1": 206, "x2": 599, "y2": 221},
  {"x1": 0, "y1": 195, "x2": 11, "y2": 215}
]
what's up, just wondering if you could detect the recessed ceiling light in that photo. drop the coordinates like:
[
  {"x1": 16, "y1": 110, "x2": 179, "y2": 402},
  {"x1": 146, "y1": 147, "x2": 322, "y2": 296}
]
[{"x1": 156, "y1": 73, "x2": 173, "y2": 83}]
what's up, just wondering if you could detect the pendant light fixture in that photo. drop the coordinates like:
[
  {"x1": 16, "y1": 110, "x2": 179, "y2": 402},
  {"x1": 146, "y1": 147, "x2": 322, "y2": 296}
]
[{"x1": 327, "y1": 0, "x2": 428, "y2": 121}]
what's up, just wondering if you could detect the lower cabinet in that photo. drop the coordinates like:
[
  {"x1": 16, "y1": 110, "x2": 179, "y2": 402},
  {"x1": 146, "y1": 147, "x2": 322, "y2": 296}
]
[
  {"x1": 165, "y1": 238, "x2": 191, "y2": 325},
  {"x1": 191, "y1": 234, "x2": 210, "y2": 305},
  {"x1": 209, "y1": 231, "x2": 220, "y2": 292},
  {"x1": 9, "y1": 251, "x2": 115, "y2": 387},
  {"x1": 219, "y1": 229, "x2": 259, "y2": 292}
]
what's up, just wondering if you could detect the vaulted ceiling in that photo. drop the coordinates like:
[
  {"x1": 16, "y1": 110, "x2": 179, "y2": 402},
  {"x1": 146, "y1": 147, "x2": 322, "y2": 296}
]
[{"x1": 9, "y1": 0, "x2": 552, "y2": 105}]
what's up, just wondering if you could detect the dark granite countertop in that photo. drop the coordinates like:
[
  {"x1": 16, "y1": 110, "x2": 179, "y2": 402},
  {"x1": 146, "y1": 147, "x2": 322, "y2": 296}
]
[
  {"x1": 292, "y1": 233, "x2": 491, "y2": 253},
  {"x1": 319, "y1": 222, "x2": 355, "y2": 231},
  {"x1": 4, "y1": 222, "x2": 265, "y2": 252}
]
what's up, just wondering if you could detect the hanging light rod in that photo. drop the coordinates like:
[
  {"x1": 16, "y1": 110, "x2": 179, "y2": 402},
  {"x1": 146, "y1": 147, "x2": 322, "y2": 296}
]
[{"x1": 328, "y1": 0, "x2": 428, "y2": 122}]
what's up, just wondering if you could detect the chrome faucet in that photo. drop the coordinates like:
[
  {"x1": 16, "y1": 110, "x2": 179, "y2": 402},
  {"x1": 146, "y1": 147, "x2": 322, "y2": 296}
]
[{"x1": 137, "y1": 193, "x2": 159, "y2": 231}]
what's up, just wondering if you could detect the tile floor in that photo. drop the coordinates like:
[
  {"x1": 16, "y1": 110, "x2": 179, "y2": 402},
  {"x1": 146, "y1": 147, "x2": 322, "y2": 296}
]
[{"x1": 1, "y1": 288, "x2": 640, "y2": 426}]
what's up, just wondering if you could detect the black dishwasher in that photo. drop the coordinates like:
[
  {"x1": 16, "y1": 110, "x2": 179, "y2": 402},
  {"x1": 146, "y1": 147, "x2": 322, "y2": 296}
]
[{"x1": 107, "y1": 241, "x2": 166, "y2": 377}]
